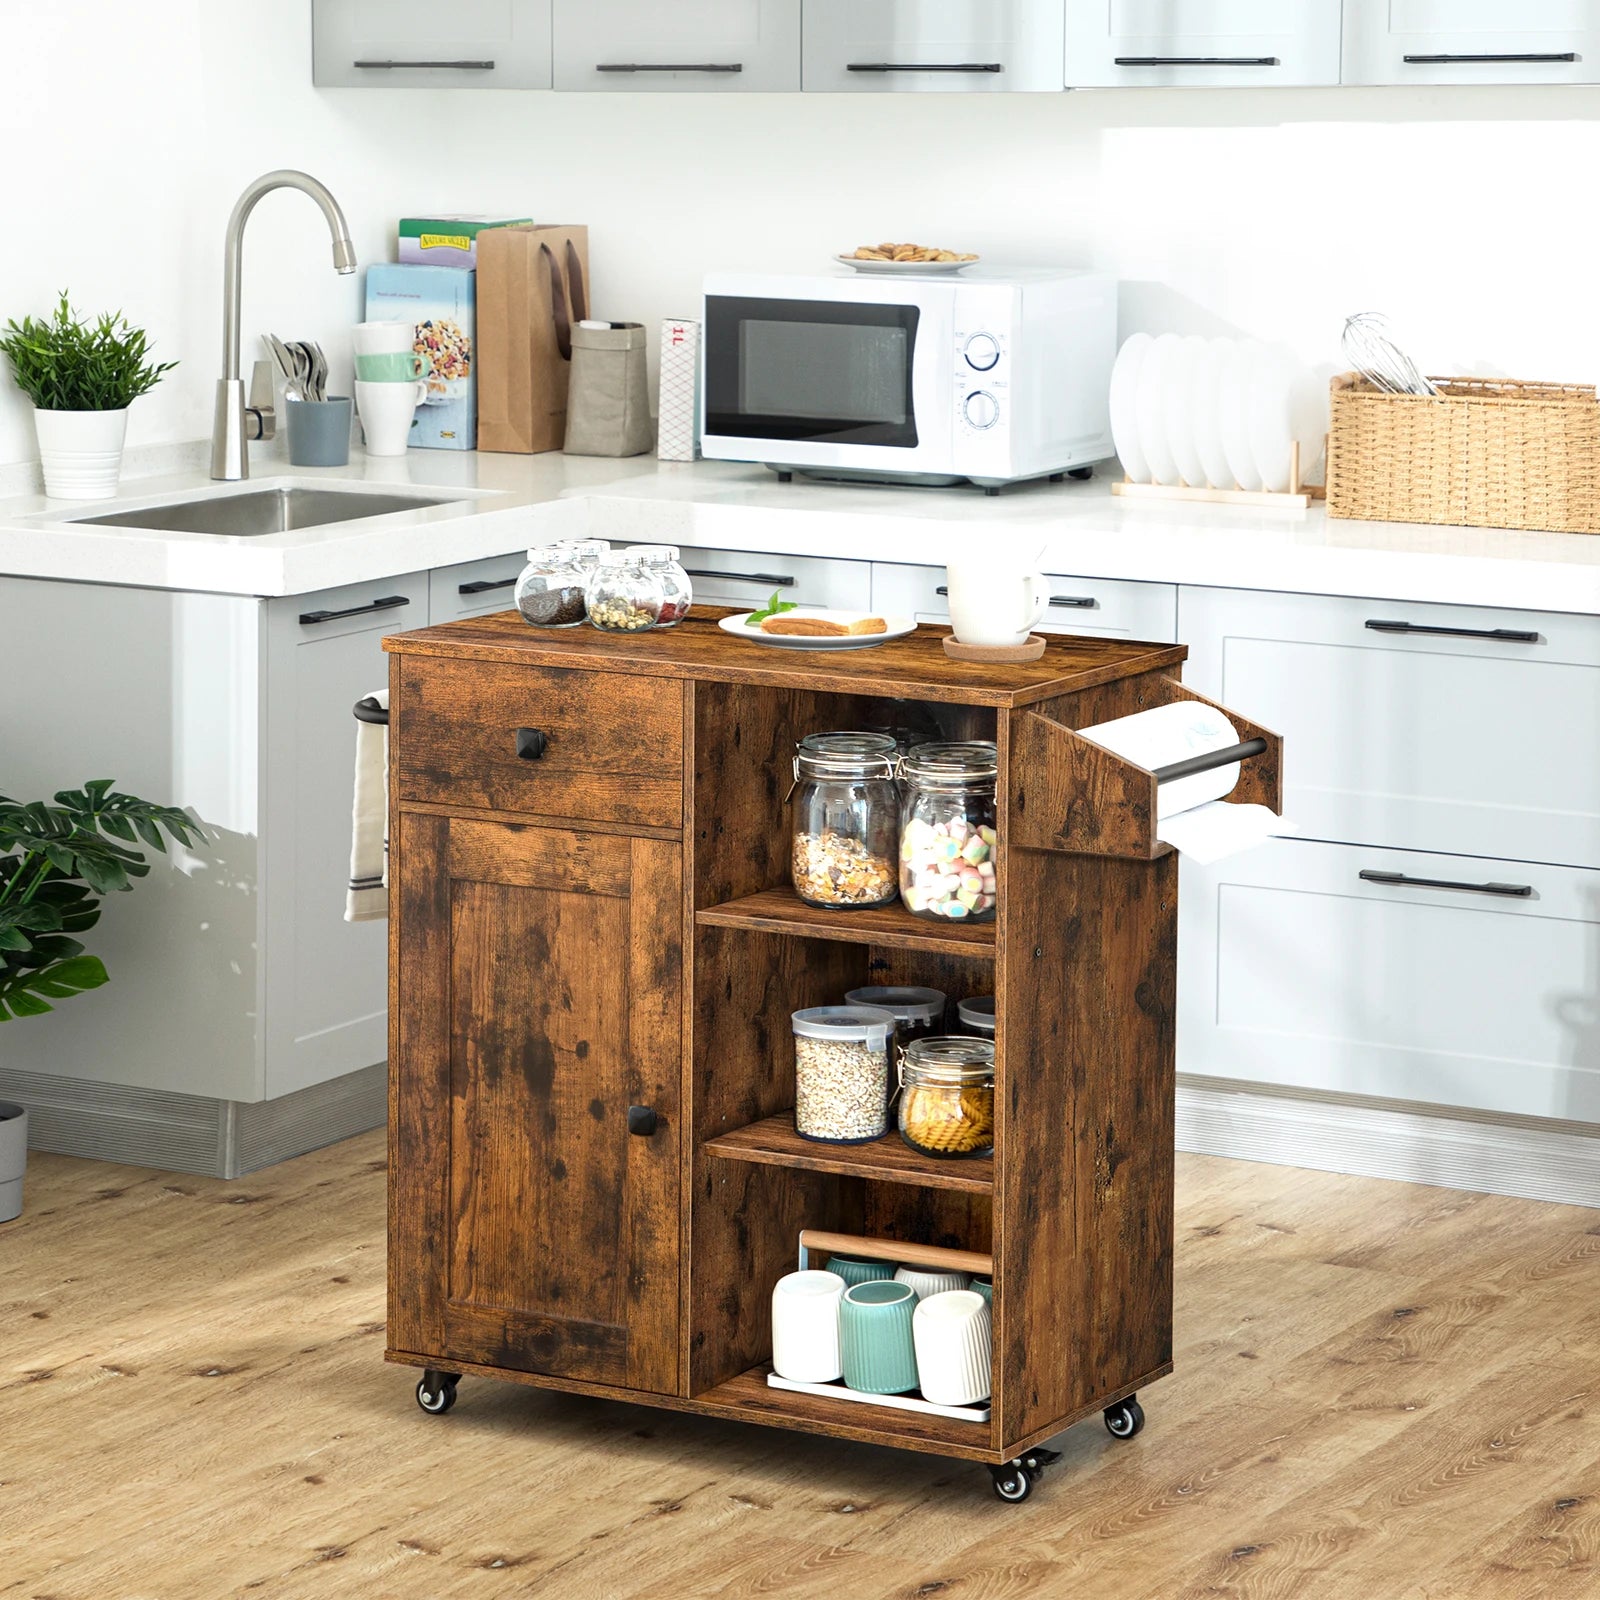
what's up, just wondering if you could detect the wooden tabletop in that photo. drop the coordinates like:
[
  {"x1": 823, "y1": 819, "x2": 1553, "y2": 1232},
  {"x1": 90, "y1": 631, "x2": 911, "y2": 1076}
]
[{"x1": 385, "y1": 608, "x2": 1187, "y2": 708}]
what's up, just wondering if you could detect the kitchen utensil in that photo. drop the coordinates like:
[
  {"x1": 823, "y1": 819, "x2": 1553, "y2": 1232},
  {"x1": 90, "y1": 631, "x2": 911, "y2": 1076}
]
[
  {"x1": 284, "y1": 395, "x2": 352, "y2": 467},
  {"x1": 839, "y1": 1280, "x2": 920, "y2": 1395},
  {"x1": 1164, "y1": 335, "x2": 1209, "y2": 487},
  {"x1": 1218, "y1": 340, "x2": 1263, "y2": 491},
  {"x1": 1134, "y1": 334, "x2": 1181, "y2": 485},
  {"x1": 770, "y1": 1270, "x2": 846, "y2": 1384},
  {"x1": 355, "y1": 378, "x2": 428, "y2": 457},
  {"x1": 1191, "y1": 339, "x2": 1235, "y2": 490},
  {"x1": 308, "y1": 341, "x2": 329, "y2": 401},
  {"x1": 718, "y1": 611, "x2": 916, "y2": 650},
  {"x1": 1108, "y1": 332, "x2": 1152, "y2": 484},
  {"x1": 944, "y1": 555, "x2": 1048, "y2": 647},
  {"x1": 352, "y1": 319, "x2": 418, "y2": 358},
  {"x1": 355, "y1": 351, "x2": 432, "y2": 383},
  {"x1": 264, "y1": 334, "x2": 304, "y2": 401},
  {"x1": 913, "y1": 1289, "x2": 993, "y2": 1406},
  {"x1": 1341, "y1": 312, "x2": 1438, "y2": 397},
  {"x1": 894, "y1": 1264, "x2": 971, "y2": 1301}
]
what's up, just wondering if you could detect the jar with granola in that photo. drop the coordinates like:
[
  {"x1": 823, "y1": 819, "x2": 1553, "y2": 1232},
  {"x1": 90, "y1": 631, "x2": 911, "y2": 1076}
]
[{"x1": 790, "y1": 732, "x2": 899, "y2": 910}]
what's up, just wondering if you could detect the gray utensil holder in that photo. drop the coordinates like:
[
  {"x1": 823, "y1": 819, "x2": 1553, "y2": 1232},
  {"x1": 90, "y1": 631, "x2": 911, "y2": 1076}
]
[
  {"x1": 285, "y1": 396, "x2": 353, "y2": 467},
  {"x1": 563, "y1": 323, "x2": 653, "y2": 458}
]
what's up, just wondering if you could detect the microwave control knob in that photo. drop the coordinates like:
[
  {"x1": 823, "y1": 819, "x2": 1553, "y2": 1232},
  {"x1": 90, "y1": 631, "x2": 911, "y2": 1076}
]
[
  {"x1": 964, "y1": 390, "x2": 1000, "y2": 430},
  {"x1": 964, "y1": 334, "x2": 1001, "y2": 372}
]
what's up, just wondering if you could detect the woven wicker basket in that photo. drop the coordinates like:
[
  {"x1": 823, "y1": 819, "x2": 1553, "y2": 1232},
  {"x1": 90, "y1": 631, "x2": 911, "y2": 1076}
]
[{"x1": 1325, "y1": 372, "x2": 1600, "y2": 535}]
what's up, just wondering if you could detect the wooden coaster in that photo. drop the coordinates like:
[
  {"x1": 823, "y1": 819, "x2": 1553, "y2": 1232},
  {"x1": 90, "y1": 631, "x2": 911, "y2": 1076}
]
[{"x1": 942, "y1": 634, "x2": 1047, "y2": 663}]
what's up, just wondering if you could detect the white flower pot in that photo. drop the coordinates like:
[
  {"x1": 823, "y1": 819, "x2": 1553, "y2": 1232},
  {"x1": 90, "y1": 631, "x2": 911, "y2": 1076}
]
[
  {"x1": 0, "y1": 1102, "x2": 26, "y2": 1224},
  {"x1": 33, "y1": 407, "x2": 129, "y2": 500}
]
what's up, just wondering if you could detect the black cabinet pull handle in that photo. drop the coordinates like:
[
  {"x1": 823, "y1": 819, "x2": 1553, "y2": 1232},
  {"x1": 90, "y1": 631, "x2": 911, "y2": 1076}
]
[
  {"x1": 1359, "y1": 869, "x2": 1533, "y2": 899},
  {"x1": 458, "y1": 577, "x2": 518, "y2": 595},
  {"x1": 682, "y1": 568, "x2": 796, "y2": 587},
  {"x1": 1114, "y1": 55, "x2": 1280, "y2": 66},
  {"x1": 936, "y1": 585, "x2": 1097, "y2": 609},
  {"x1": 627, "y1": 1105, "x2": 659, "y2": 1136},
  {"x1": 1364, "y1": 619, "x2": 1541, "y2": 643},
  {"x1": 596, "y1": 62, "x2": 743, "y2": 73},
  {"x1": 1152, "y1": 738, "x2": 1267, "y2": 785},
  {"x1": 353, "y1": 59, "x2": 495, "y2": 69},
  {"x1": 299, "y1": 595, "x2": 410, "y2": 626},
  {"x1": 1403, "y1": 52, "x2": 1577, "y2": 64},
  {"x1": 515, "y1": 729, "x2": 549, "y2": 761},
  {"x1": 847, "y1": 62, "x2": 1004, "y2": 73}
]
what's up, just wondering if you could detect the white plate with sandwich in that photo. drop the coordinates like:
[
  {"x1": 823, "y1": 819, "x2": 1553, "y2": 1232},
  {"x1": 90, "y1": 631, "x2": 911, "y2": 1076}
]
[{"x1": 718, "y1": 608, "x2": 916, "y2": 651}]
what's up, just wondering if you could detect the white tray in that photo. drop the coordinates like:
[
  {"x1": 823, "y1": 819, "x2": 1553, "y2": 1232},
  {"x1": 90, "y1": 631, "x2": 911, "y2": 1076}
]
[{"x1": 766, "y1": 1371, "x2": 990, "y2": 1423}]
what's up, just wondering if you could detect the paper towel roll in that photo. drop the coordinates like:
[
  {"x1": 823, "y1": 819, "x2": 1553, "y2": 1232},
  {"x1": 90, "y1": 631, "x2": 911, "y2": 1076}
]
[{"x1": 1079, "y1": 701, "x2": 1282, "y2": 863}]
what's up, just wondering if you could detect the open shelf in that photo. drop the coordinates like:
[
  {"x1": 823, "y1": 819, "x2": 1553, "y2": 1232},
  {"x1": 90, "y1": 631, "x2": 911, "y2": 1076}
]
[
  {"x1": 706, "y1": 1113, "x2": 993, "y2": 1194},
  {"x1": 696, "y1": 887, "x2": 996, "y2": 958}
]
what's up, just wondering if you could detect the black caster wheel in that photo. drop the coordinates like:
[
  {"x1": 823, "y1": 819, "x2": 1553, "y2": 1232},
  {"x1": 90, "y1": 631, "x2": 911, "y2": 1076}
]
[
  {"x1": 1021, "y1": 1446, "x2": 1062, "y2": 1475},
  {"x1": 1068, "y1": 465, "x2": 1094, "y2": 481},
  {"x1": 1104, "y1": 1396, "x2": 1145, "y2": 1439},
  {"x1": 1048, "y1": 472, "x2": 1066, "y2": 483},
  {"x1": 776, "y1": 471, "x2": 794, "y2": 484},
  {"x1": 989, "y1": 1460, "x2": 1035, "y2": 1503},
  {"x1": 416, "y1": 1370, "x2": 459, "y2": 1415},
  {"x1": 983, "y1": 485, "x2": 1002, "y2": 497}
]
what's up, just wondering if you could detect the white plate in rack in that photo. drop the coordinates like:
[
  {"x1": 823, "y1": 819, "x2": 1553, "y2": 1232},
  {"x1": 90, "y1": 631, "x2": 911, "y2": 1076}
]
[{"x1": 719, "y1": 610, "x2": 916, "y2": 650}]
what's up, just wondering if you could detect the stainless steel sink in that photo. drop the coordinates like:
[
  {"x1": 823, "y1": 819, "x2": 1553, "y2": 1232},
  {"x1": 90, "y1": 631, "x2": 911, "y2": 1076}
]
[{"x1": 71, "y1": 486, "x2": 462, "y2": 537}]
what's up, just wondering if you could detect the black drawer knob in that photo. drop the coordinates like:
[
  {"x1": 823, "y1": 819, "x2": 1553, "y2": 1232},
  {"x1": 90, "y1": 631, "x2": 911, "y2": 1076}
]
[
  {"x1": 627, "y1": 1105, "x2": 659, "y2": 1137},
  {"x1": 515, "y1": 728, "x2": 549, "y2": 761}
]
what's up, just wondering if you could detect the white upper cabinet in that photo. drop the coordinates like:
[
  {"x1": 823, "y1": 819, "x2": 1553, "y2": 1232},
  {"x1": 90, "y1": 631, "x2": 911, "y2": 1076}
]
[
  {"x1": 1342, "y1": 0, "x2": 1600, "y2": 84},
  {"x1": 313, "y1": 0, "x2": 554, "y2": 88},
  {"x1": 552, "y1": 0, "x2": 800, "y2": 90},
  {"x1": 1064, "y1": 0, "x2": 1343, "y2": 86},
  {"x1": 804, "y1": 1, "x2": 1065, "y2": 92}
]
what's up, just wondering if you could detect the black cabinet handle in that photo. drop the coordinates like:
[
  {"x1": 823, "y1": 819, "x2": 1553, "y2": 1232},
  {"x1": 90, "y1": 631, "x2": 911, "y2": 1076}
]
[
  {"x1": 1364, "y1": 619, "x2": 1541, "y2": 643},
  {"x1": 847, "y1": 62, "x2": 1003, "y2": 73},
  {"x1": 1152, "y1": 738, "x2": 1267, "y2": 785},
  {"x1": 515, "y1": 728, "x2": 549, "y2": 761},
  {"x1": 627, "y1": 1105, "x2": 659, "y2": 1136},
  {"x1": 1403, "y1": 52, "x2": 1577, "y2": 64},
  {"x1": 458, "y1": 576, "x2": 518, "y2": 595},
  {"x1": 1114, "y1": 56, "x2": 1280, "y2": 66},
  {"x1": 353, "y1": 59, "x2": 495, "y2": 69},
  {"x1": 596, "y1": 62, "x2": 743, "y2": 73},
  {"x1": 936, "y1": 585, "x2": 1097, "y2": 609},
  {"x1": 1359, "y1": 869, "x2": 1533, "y2": 899},
  {"x1": 299, "y1": 595, "x2": 410, "y2": 626},
  {"x1": 683, "y1": 568, "x2": 796, "y2": 586}
]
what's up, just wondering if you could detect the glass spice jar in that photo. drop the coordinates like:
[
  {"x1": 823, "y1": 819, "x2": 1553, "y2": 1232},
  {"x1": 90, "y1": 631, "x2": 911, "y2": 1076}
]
[
  {"x1": 792, "y1": 1005, "x2": 897, "y2": 1144},
  {"x1": 955, "y1": 995, "x2": 995, "y2": 1042},
  {"x1": 586, "y1": 550, "x2": 664, "y2": 632},
  {"x1": 553, "y1": 537, "x2": 611, "y2": 578},
  {"x1": 844, "y1": 987, "x2": 947, "y2": 1048},
  {"x1": 790, "y1": 732, "x2": 900, "y2": 910},
  {"x1": 899, "y1": 741, "x2": 999, "y2": 923},
  {"x1": 514, "y1": 544, "x2": 589, "y2": 628},
  {"x1": 625, "y1": 544, "x2": 693, "y2": 627},
  {"x1": 898, "y1": 1036, "x2": 995, "y2": 1159}
]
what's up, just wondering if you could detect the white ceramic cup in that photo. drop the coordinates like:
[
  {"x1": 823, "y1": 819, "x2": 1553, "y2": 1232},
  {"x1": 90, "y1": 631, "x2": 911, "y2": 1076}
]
[
  {"x1": 355, "y1": 379, "x2": 428, "y2": 458},
  {"x1": 893, "y1": 1264, "x2": 970, "y2": 1301},
  {"x1": 944, "y1": 556, "x2": 1048, "y2": 648},
  {"x1": 771, "y1": 1269, "x2": 845, "y2": 1383},
  {"x1": 912, "y1": 1288, "x2": 992, "y2": 1406},
  {"x1": 351, "y1": 320, "x2": 418, "y2": 357}
]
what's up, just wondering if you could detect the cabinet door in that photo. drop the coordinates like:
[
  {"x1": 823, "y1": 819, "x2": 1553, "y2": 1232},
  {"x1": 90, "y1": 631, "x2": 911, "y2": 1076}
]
[
  {"x1": 804, "y1": 0, "x2": 1065, "y2": 92},
  {"x1": 677, "y1": 546, "x2": 872, "y2": 610},
  {"x1": 1178, "y1": 837, "x2": 1600, "y2": 1121},
  {"x1": 313, "y1": 0, "x2": 553, "y2": 88},
  {"x1": 1065, "y1": 0, "x2": 1342, "y2": 86},
  {"x1": 1179, "y1": 587, "x2": 1600, "y2": 869},
  {"x1": 390, "y1": 815, "x2": 682, "y2": 1393},
  {"x1": 552, "y1": 0, "x2": 800, "y2": 90},
  {"x1": 872, "y1": 561, "x2": 1177, "y2": 640},
  {"x1": 1343, "y1": 0, "x2": 1600, "y2": 84},
  {"x1": 429, "y1": 551, "x2": 527, "y2": 623},
  {"x1": 260, "y1": 574, "x2": 430, "y2": 1099}
]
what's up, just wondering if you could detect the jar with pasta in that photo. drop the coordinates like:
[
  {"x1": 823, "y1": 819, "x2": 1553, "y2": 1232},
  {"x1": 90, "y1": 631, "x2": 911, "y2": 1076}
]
[{"x1": 898, "y1": 1036, "x2": 995, "y2": 1159}]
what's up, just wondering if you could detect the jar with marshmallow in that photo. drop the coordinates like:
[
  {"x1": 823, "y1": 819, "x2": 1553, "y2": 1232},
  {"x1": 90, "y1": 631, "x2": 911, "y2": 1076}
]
[{"x1": 898, "y1": 742, "x2": 999, "y2": 923}]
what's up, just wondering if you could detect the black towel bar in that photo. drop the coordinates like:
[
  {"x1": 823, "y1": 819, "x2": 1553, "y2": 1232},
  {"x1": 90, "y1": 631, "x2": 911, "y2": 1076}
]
[
  {"x1": 1151, "y1": 738, "x2": 1267, "y2": 785},
  {"x1": 353, "y1": 695, "x2": 390, "y2": 727}
]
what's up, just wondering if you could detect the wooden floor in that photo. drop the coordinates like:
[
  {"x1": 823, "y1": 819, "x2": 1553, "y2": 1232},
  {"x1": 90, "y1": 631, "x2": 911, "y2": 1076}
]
[{"x1": 4, "y1": 1136, "x2": 1598, "y2": 1600}]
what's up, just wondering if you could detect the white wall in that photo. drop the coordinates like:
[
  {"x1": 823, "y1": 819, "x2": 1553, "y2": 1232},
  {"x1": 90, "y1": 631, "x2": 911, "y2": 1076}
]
[{"x1": 4, "y1": 3, "x2": 1597, "y2": 466}]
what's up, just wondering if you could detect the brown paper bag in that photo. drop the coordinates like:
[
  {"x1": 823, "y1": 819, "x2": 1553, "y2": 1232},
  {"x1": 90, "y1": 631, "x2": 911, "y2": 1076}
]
[{"x1": 475, "y1": 224, "x2": 590, "y2": 454}]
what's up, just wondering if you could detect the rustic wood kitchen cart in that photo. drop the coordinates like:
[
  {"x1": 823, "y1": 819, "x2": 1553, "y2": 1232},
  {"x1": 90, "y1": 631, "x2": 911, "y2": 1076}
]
[{"x1": 381, "y1": 609, "x2": 1281, "y2": 1500}]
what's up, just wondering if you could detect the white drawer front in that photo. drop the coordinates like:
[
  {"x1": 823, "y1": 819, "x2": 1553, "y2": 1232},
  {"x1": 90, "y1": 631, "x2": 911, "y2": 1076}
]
[
  {"x1": 1178, "y1": 838, "x2": 1600, "y2": 1121},
  {"x1": 1180, "y1": 587, "x2": 1600, "y2": 869},
  {"x1": 679, "y1": 547, "x2": 872, "y2": 611},
  {"x1": 1065, "y1": 0, "x2": 1342, "y2": 86},
  {"x1": 873, "y1": 562, "x2": 1177, "y2": 641},
  {"x1": 804, "y1": 0, "x2": 1065, "y2": 92},
  {"x1": 1342, "y1": 0, "x2": 1600, "y2": 84},
  {"x1": 552, "y1": 0, "x2": 800, "y2": 90},
  {"x1": 313, "y1": 0, "x2": 554, "y2": 88},
  {"x1": 430, "y1": 552, "x2": 526, "y2": 623}
]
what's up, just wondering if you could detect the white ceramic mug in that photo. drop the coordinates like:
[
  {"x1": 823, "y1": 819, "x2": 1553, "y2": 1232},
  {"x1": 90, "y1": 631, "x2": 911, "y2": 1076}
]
[
  {"x1": 912, "y1": 1288, "x2": 992, "y2": 1406},
  {"x1": 355, "y1": 378, "x2": 428, "y2": 458},
  {"x1": 771, "y1": 1269, "x2": 845, "y2": 1383},
  {"x1": 351, "y1": 320, "x2": 418, "y2": 358},
  {"x1": 893, "y1": 1264, "x2": 970, "y2": 1301},
  {"x1": 944, "y1": 556, "x2": 1048, "y2": 648}
]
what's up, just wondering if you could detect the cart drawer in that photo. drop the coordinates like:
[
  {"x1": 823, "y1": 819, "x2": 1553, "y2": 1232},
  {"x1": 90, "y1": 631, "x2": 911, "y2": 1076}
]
[{"x1": 393, "y1": 655, "x2": 684, "y2": 827}]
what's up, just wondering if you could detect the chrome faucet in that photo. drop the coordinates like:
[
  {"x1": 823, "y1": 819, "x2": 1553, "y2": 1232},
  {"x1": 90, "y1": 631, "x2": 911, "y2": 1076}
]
[{"x1": 211, "y1": 169, "x2": 357, "y2": 480}]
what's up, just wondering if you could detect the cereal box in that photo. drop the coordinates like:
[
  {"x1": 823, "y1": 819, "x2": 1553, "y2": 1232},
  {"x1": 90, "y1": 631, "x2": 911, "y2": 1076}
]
[
  {"x1": 364, "y1": 264, "x2": 477, "y2": 451},
  {"x1": 398, "y1": 216, "x2": 531, "y2": 270}
]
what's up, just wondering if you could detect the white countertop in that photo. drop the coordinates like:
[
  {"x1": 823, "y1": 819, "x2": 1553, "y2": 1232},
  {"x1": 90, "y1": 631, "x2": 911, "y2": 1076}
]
[{"x1": 5, "y1": 442, "x2": 1600, "y2": 614}]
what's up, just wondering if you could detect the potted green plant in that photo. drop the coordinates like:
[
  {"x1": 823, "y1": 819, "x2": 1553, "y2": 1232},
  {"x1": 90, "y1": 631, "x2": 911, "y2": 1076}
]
[
  {"x1": 0, "y1": 780, "x2": 202, "y2": 1222},
  {"x1": 0, "y1": 292, "x2": 178, "y2": 500}
]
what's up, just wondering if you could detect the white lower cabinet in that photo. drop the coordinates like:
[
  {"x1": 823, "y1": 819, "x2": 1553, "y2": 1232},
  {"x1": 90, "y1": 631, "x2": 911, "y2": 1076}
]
[
  {"x1": 552, "y1": 0, "x2": 800, "y2": 90},
  {"x1": 679, "y1": 546, "x2": 872, "y2": 610},
  {"x1": 1179, "y1": 837, "x2": 1600, "y2": 1123},
  {"x1": 872, "y1": 561, "x2": 1177, "y2": 641},
  {"x1": 430, "y1": 552, "x2": 528, "y2": 623},
  {"x1": 1342, "y1": 0, "x2": 1600, "y2": 85},
  {"x1": 312, "y1": 0, "x2": 554, "y2": 88}
]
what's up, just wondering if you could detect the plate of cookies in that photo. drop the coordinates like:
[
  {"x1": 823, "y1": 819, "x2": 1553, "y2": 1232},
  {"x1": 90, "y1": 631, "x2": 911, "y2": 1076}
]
[
  {"x1": 719, "y1": 606, "x2": 916, "y2": 651},
  {"x1": 837, "y1": 242, "x2": 979, "y2": 274}
]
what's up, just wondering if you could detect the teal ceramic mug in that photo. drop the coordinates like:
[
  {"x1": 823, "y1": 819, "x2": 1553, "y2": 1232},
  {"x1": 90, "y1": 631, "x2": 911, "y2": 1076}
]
[
  {"x1": 971, "y1": 1276, "x2": 993, "y2": 1306},
  {"x1": 825, "y1": 1253, "x2": 897, "y2": 1289},
  {"x1": 840, "y1": 1280, "x2": 919, "y2": 1395},
  {"x1": 354, "y1": 350, "x2": 431, "y2": 382}
]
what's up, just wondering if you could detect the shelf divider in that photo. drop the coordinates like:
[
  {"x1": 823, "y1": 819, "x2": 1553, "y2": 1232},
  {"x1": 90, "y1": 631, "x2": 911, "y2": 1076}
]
[{"x1": 696, "y1": 886, "x2": 996, "y2": 958}]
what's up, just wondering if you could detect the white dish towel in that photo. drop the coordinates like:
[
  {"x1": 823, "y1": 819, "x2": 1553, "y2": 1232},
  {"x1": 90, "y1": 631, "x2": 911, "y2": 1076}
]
[{"x1": 345, "y1": 690, "x2": 389, "y2": 923}]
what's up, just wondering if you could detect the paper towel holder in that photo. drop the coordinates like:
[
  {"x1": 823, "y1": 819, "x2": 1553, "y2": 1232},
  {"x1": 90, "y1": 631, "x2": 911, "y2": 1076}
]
[{"x1": 1152, "y1": 738, "x2": 1268, "y2": 785}]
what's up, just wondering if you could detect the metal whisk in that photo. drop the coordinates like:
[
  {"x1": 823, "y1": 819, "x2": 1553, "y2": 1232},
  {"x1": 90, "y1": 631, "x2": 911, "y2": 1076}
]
[{"x1": 1341, "y1": 312, "x2": 1438, "y2": 397}]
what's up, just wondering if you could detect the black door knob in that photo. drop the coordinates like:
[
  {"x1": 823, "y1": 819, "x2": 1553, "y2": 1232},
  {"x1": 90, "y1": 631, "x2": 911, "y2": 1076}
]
[
  {"x1": 515, "y1": 727, "x2": 548, "y2": 761},
  {"x1": 627, "y1": 1105, "x2": 658, "y2": 1137}
]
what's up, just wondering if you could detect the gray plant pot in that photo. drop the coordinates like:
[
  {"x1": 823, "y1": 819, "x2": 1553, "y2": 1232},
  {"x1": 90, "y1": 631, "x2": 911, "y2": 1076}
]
[{"x1": 0, "y1": 1102, "x2": 26, "y2": 1223}]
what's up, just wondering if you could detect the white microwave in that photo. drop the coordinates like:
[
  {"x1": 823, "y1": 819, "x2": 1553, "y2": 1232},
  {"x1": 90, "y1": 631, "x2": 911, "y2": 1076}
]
[{"x1": 700, "y1": 268, "x2": 1117, "y2": 492}]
